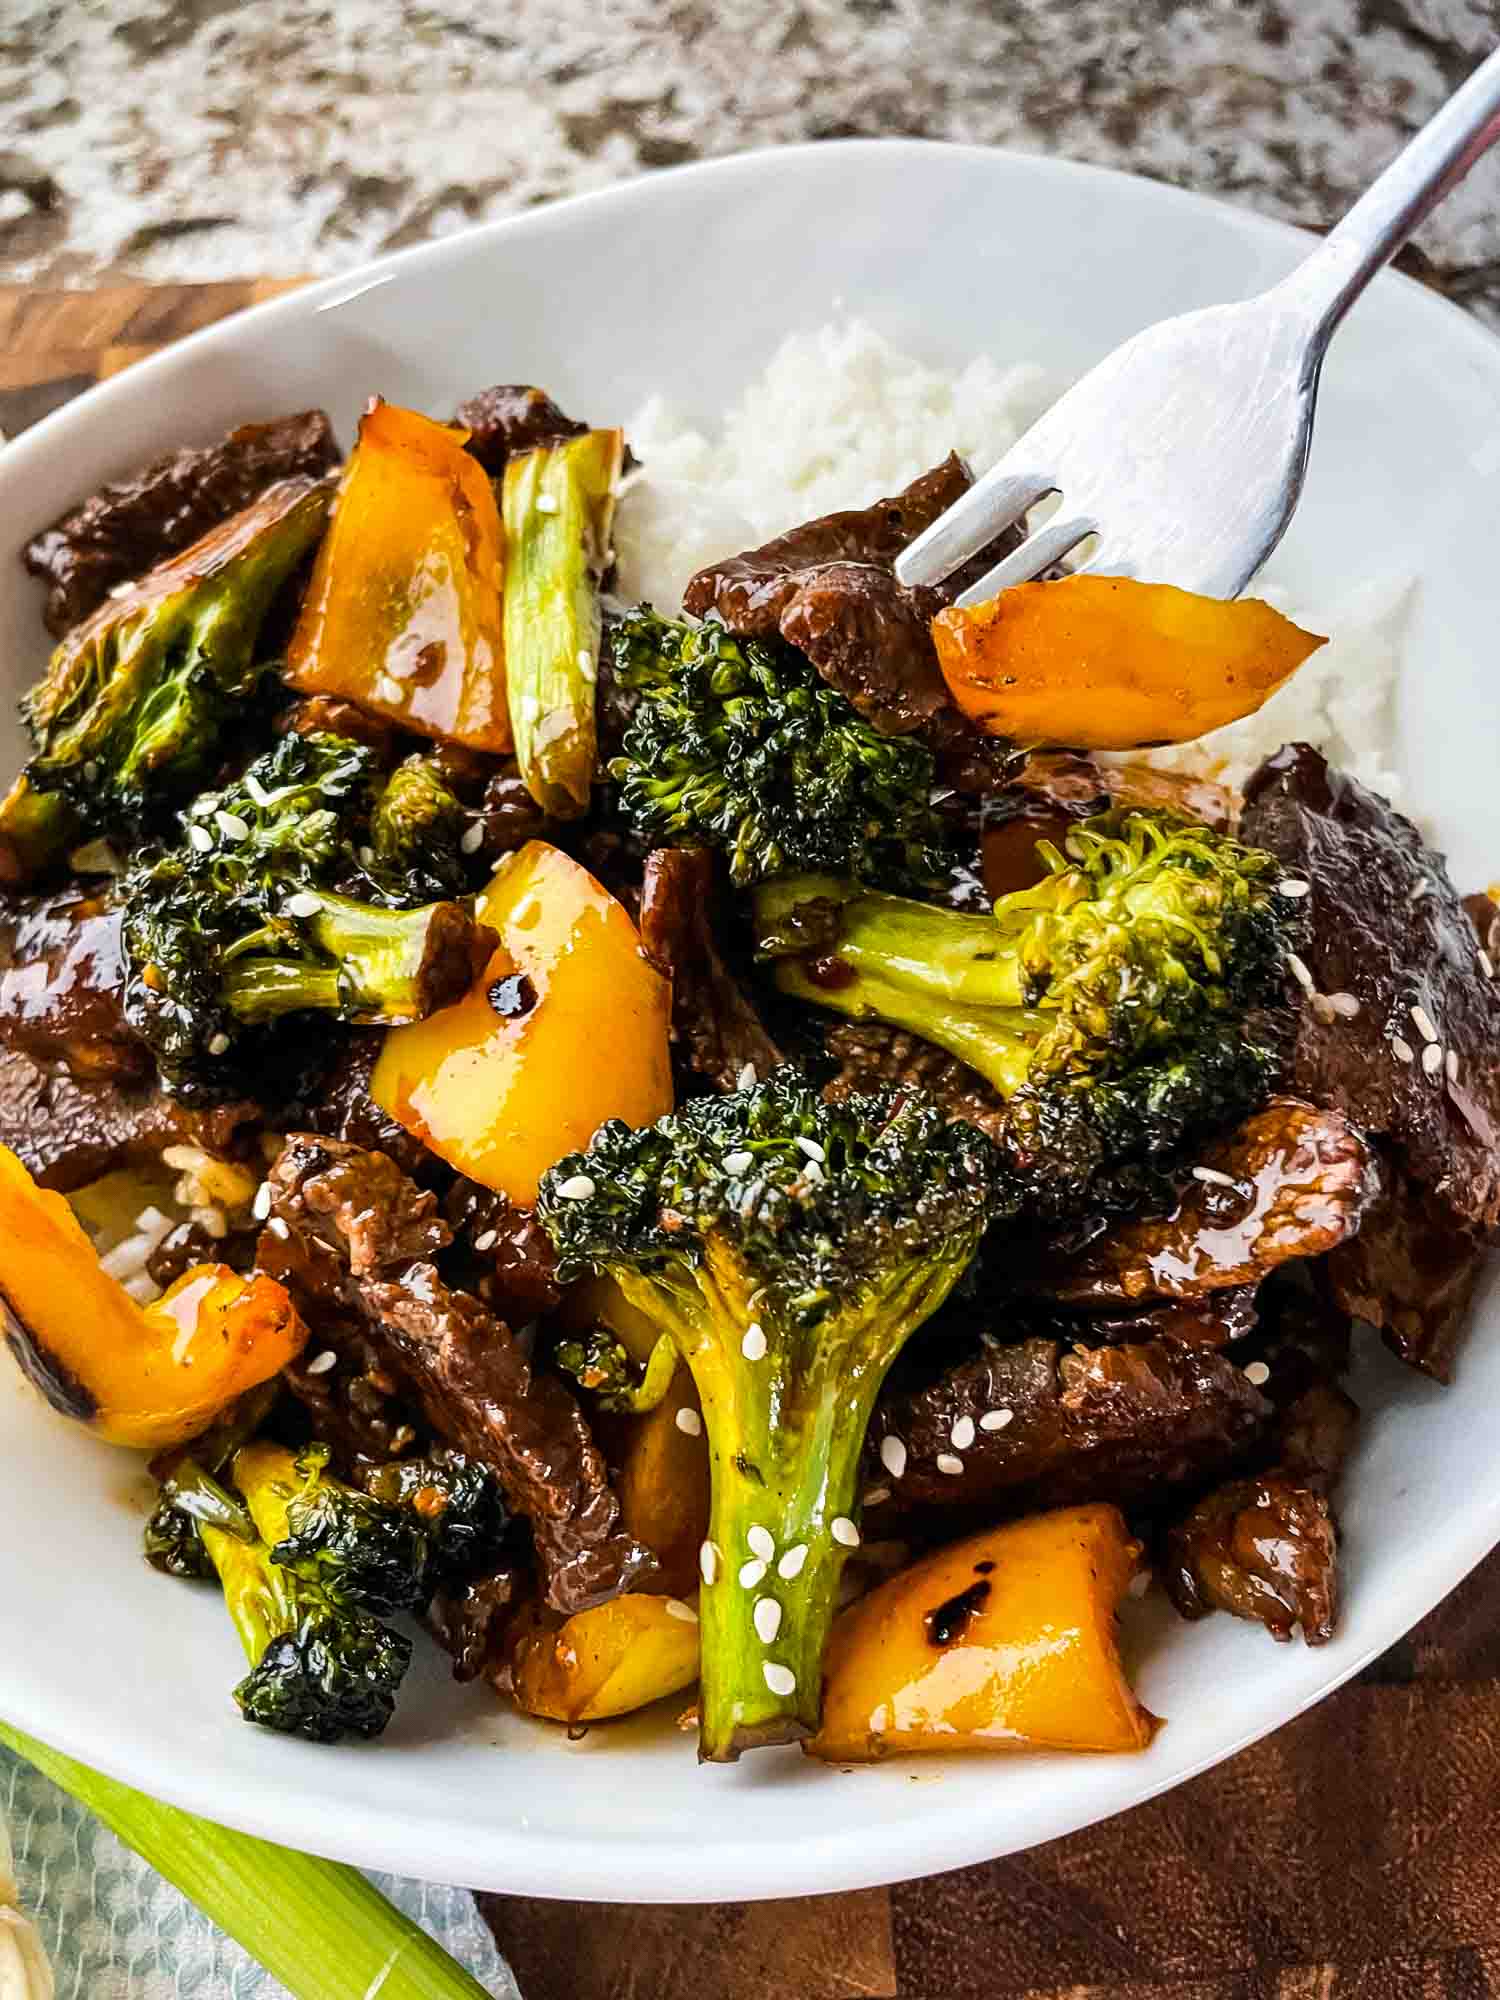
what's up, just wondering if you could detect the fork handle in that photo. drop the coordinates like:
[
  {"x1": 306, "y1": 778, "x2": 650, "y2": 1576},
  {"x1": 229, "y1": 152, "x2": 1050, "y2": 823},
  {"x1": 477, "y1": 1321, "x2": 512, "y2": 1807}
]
[{"x1": 1274, "y1": 43, "x2": 1500, "y2": 341}]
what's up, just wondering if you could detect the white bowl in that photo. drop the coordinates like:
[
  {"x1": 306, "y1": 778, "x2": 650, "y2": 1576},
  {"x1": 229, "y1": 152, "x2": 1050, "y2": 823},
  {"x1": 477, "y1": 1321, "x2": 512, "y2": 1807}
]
[{"x1": 3, "y1": 140, "x2": 1500, "y2": 1904}]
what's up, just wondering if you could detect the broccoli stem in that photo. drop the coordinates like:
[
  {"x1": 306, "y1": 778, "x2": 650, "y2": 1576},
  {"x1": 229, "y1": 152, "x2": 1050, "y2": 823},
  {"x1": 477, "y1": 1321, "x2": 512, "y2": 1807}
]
[
  {"x1": 220, "y1": 892, "x2": 478, "y2": 1025},
  {"x1": 200, "y1": 1518, "x2": 303, "y2": 1668},
  {"x1": 620, "y1": 1242, "x2": 963, "y2": 1760}
]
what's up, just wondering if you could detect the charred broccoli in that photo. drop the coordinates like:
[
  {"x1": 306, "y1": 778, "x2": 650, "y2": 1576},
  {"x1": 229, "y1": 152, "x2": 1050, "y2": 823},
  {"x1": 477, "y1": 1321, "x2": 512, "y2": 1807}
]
[
  {"x1": 537, "y1": 1071, "x2": 1007, "y2": 1761},
  {"x1": 755, "y1": 807, "x2": 1298, "y2": 1216},
  {"x1": 368, "y1": 752, "x2": 470, "y2": 899},
  {"x1": 143, "y1": 1458, "x2": 257, "y2": 1581},
  {"x1": 361, "y1": 1450, "x2": 511, "y2": 1588},
  {"x1": 1, "y1": 479, "x2": 331, "y2": 871},
  {"x1": 608, "y1": 608, "x2": 951, "y2": 890},
  {"x1": 121, "y1": 731, "x2": 490, "y2": 1095}
]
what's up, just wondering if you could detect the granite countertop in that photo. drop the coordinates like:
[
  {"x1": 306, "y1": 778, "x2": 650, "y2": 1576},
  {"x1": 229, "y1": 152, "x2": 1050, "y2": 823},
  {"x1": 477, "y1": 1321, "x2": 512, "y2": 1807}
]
[{"x1": 3, "y1": 0, "x2": 1499, "y2": 318}]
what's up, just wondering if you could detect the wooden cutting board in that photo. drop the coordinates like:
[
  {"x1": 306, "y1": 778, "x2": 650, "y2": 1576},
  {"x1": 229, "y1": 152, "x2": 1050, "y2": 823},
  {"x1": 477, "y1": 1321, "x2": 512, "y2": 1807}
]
[{"x1": 4, "y1": 279, "x2": 1499, "y2": 2000}]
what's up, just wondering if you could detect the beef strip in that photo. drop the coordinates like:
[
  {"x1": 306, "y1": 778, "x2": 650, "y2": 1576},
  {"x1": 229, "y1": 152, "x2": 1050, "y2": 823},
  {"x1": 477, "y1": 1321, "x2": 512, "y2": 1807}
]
[
  {"x1": 146, "y1": 1217, "x2": 259, "y2": 1289},
  {"x1": 442, "y1": 1177, "x2": 563, "y2": 1324},
  {"x1": 638, "y1": 847, "x2": 783, "y2": 1091},
  {"x1": 279, "y1": 695, "x2": 397, "y2": 759},
  {"x1": 0, "y1": 1041, "x2": 258, "y2": 1193},
  {"x1": 683, "y1": 454, "x2": 1021, "y2": 782},
  {"x1": 1006, "y1": 750, "x2": 1238, "y2": 832},
  {"x1": 24, "y1": 411, "x2": 339, "y2": 637},
  {"x1": 426, "y1": 1567, "x2": 527, "y2": 1682},
  {"x1": 0, "y1": 888, "x2": 147, "y2": 1082},
  {"x1": 1017, "y1": 1285, "x2": 1261, "y2": 1351},
  {"x1": 1029, "y1": 1099, "x2": 1381, "y2": 1306},
  {"x1": 1241, "y1": 744, "x2": 1500, "y2": 1238},
  {"x1": 1325, "y1": 1163, "x2": 1485, "y2": 1382},
  {"x1": 869, "y1": 1334, "x2": 1270, "y2": 1522},
  {"x1": 469, "y1": 765, "x2": 556, "y2": 868},
  {"x1": 263, "y1": 1136, "x2": 653, "y2": 1612},
  {"x1": 1161, "y1": 1285, "x2": 1356, "y2": 1645},
  {"x1": 452, "y1": 385, "x2": 587, "y2": 475},
  {"x1": 822, "y1": 1021, "x2": 1006, "y2": 1142}
]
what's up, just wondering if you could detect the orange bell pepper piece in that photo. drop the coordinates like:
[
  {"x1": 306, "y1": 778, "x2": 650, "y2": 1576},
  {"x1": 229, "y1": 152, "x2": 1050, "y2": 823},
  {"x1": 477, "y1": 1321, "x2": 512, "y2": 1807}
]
[
  {"x1": 0, "y1": 1144, "x2": 307, "y2": 1449},
  {"x1": 286, "y1": 399, "x2": 510, "y2": 752},
  {"x1": 371, "y1": 840, "x2": 673, "y2": 1204},
  {"x1": 933, "y1": 574, "x2": 1324, "y2": 751}
]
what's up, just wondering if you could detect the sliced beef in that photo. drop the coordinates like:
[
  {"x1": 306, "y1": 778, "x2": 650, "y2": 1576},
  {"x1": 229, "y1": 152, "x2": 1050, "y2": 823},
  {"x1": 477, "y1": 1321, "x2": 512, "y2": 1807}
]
[
  {"x1": 279, "y1": 695, "x2": 397, "y2": 759},
  {"x1": 0, "y1": 1041, "x2": 258, "y2": 1193},
  {"x1": 442, "y1": 1177, "x2": 563, "y2": 1325},
  {"x1": 822, "y1": 1021, "x2": 1006, "y2": 1142},
  {"x1": 869, "y1": 1334, "x2": 1270, "y2": 1521},
  {"x1": 452, "y1": 385, "x2": 587, "y2": 475},
  {"x1": 469, "y1": 764, "x2": 556, "y2": 868},
  {"x1": 263, "y1": 1136, "x2": 653, "y2": 1612},
  {"x1": 1326, "y1": 1164, "x2": 1486, "y2": 1382},
  {"x1": 1030, "y1": 1099, "x2": 1381, "y2": 1306},
  {"x1": 1241, "y1": 744, "x2": 1500, "y2": 1238},
  {"x1": 295, "y1": 1034, "x2": 438, "y2": 1185},
  {"x1": 426, "y1": 1565, "x2": 527, "y2": 1682},
  {"x1": 1006, "y1": 750, "x2": 1238, "y2": 832},
  {"x1": 638, "y1": 847, "x2": 782, "y2": 1092},
  {"x1": 683, "y1": 454, "x2": 1020, "y2": 781},
  {"x1": 1018, "y1": 1285, "x2": 1261, "y2": 1351},
  {"x1": 24, "y1": 410, "x2": 339, "y2": 637},
  {"x1": 281, "y1": 1321, "x2": 425, "y2": 1470},
  {"x1": 0, "y1": 887, "x2": 145, "y2": 1081},
  {"x1": 146, "y1": 1217, "x2": 258, "y2": 1289}
]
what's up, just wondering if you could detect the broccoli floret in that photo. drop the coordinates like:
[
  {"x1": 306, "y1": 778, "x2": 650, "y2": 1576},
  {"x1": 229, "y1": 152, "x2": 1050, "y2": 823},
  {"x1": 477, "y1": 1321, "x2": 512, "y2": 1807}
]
[
  {"x1": 1, "y1": 480, "x2": 332, "y2": 871},
  {"x1": 536, "y1": 1071, "x2": 1007, "y2": 1761},
  {"x1": 361, "y1": 1450, "x2": 511, "y2": 1588},
  {"x1": 553, "y1": 1325, "x2": 680, "y2": 1413},
  {"x1": 755, "y1": 808, "x2": 1298, "y2": 1216},
  {"x1": 205, "y1": 1442, "x2": 412, "y2": 1743},
  {"x1": 265, "y1": 1445, "x2": 434, "y2": 1616},
  {"x1": 608, "y1": 608, "x2": 951, "y2": 890},
  {"x1": 368, "y1": 753, "x2": 469, "y2": 900},
  {"x1": 143, "y1": 1458, "x2": 257, "y2": 1581},
  {"x1": 121, "y1": 731, "x2": 489, "y2": 1095}
]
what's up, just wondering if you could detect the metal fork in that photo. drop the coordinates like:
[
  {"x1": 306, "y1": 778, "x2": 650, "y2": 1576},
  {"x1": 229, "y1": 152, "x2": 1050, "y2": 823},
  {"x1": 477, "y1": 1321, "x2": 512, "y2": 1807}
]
[{"x1": 896, "y1": 47, "x2": 1500, "y2": 605}]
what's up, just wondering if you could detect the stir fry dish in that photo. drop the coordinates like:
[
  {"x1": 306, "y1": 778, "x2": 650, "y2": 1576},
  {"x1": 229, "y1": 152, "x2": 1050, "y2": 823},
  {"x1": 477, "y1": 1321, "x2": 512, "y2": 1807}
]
[{"x1": 3, "y1": 377, "x2": 1497, "y2": 1767}]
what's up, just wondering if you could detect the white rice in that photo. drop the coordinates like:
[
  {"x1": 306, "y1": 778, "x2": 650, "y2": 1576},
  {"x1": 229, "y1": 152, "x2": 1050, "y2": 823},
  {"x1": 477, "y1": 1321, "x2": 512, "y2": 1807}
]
[{"x1": 614, "y1": 319, "x2": 1408, "y2": 806}]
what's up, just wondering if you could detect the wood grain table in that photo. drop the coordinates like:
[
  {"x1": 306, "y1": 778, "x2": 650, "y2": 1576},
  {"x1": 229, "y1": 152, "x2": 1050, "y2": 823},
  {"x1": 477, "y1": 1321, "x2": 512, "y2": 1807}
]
[{"x1": 4, "y1": 279, "x2": 1499, "y2": 2000}]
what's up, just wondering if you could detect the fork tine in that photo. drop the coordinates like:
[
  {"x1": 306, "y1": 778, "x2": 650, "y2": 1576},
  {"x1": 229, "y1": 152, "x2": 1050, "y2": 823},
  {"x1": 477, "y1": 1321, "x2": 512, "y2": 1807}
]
[
  {"x1": 894, "y1": 469, "x2": 1057, "y2": 589},
  {"x1": 952, "y1": 513, "x2": 1099, "y2": 607}
]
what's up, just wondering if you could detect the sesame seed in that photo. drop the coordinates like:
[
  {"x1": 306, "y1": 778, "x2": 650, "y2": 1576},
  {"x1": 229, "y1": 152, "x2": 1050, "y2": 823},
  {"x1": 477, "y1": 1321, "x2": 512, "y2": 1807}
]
[
  {"x1": 762, "y1": 1662, "x2": 796, "y2": 1698},
  {"x1": 1327, "y1": 992, "x2": 1361, "y2": 1018},
  {"x1": 798, "y1": 1159, "x2": 825, "y2": 1184},
  {"x1": 188, "y1": 823, "x2": 213, "y2": 853},
  {"x1": 723, "y1": 1151, "x2": 754, "y2": 1175},
  {"x1": 556, "y1": 1173, "x2": 597, "y2": 1200},
  {"x1": 980, "y1": 1408, "x2": 1014, "y2": 1432},
  {"x1": 936, "y1": 1453, "x2": 965, "y2": 1477},
  {"x1": 1447, "y1": 1049, "x2": 1460, "y2": 1083},
  {"x1": 1482, "y1": 949, "x2": 1495, "y2": 979},
  {"x1": 880, "y1": 1435, "x2": 907, "y2": 1479},
  {"x1": 358, "y1": 845, "x2": 375, "y2": 867},
  {"x1": 831, "y1": 1516, "x2": 860, "y2": 1547},
  {"x1": 460, "y1": 822, "x2": 485, "y2": 855},
  {"x1": 252, "y1": 1182, "x2": 273, "y2": 1221},
  {"x1": 473, "y1": 1229, "x2": 498, "y2": 1252},
  {"x1": 741, "y1": 1323, "x2": 768, "y2": 1360},
  {"x1": 285, "y1": 890, "x2": 323, "y2": 919},
  {"x1": 737, "y1": 1063, "x2": 758, "y2": 1090},
  {"x1": 1409, "y1": 878, "x2": 1431, "y2": 904},
  {"x1": 747, "y1": 1524, "x2": 774, "y2": 1561},
  {"x1": 1410, "y1": 1003, "x2": 1438, "y2": 1044},
  {"x1": 305, "y1": 1350, "x2": 338, "y2": 1377},
  {"x1": 207, "y1": 1032, "x2": 231, "y2": 1056},
  {"x1": 1423, "y1": 1041, "x2": 1444, "y2": 1076},
  {"x1": 777, "y1": 1543, "x2": 808, "y2": 1579},
  {"x1": 1286, "y1": 953, "x2": 1315, "y2": 993},
  {"x1": 753, "y1": 1597, "x2": 782, "y2": 1643},
  {"x1": 1277, "y1": 878, "x2": 1311, "y2": 899},
  {"x1": 738, "y1": 1557, "x2": 768, "y2": 1589},
  {"x1": 84, "y1": 760, "x2": 100, "y2": 783},
  {"x1": 675, "y1": 1406, "x2": 703, "y2": 1438},
  {"x1": 1391, "y1": 1035, "x2": 1414, "y2": 1063},
  {"x1": 1310, "y1": 993, "x2": 1336, "y2": 1025},
  {"x1": 214, "y1": 810, "x2": 250, "y2": 843},
  {"x1": 1243, "y1": 1360, "x2": 1271, "y2": 1387},
  {"x1": 375, "y1": 675, "x2": 403, "y2": 705},
  {"x1": 266, "y1": 1217, "x2": 290, "y2": 1240},
  {"x1": 950, "y1": 1415, "x2": 976, "y2": 1450},
  {"x1": 534, "y1": 493, "x2": 559, "y2": 514},
  {"x1": 1192, "y1": 1166, "x2": 1236, "y2": 1187},
  {"x1": 861, "y1": 1486, "x2": 891, "y2": 1508},
  {"x1": 576, "y1": 649, "x2": 594, "y2": 676},
  {"x1": 795, "y1": 1136, "x2": 826, "y2": 1163},
  {"x1": 699, "y1": 1539, "x2": 721, "y2": 1586},
  {"x1": 665, "y1": 1598, "x2": 698, "y2": 1625},
  {"x1": 243, "y1": 771, "x2": 271, "y2": 808}
]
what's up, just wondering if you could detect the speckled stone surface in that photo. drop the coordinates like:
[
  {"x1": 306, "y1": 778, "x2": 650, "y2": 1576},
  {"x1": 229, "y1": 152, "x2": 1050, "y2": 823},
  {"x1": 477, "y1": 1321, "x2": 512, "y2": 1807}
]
[{"x1": 3, "y1": 0, "x2": 1500, "y2": 316}]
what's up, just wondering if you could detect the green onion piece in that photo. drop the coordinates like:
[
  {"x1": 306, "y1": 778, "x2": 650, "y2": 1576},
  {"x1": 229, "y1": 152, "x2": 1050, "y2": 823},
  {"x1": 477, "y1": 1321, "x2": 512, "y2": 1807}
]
[
  {"x1": 0, "y1": 1722, "x2": 492, "y2": 2000},
  {"x1": 501, "y1": 428, "x2": 624, "y2": 819}
]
